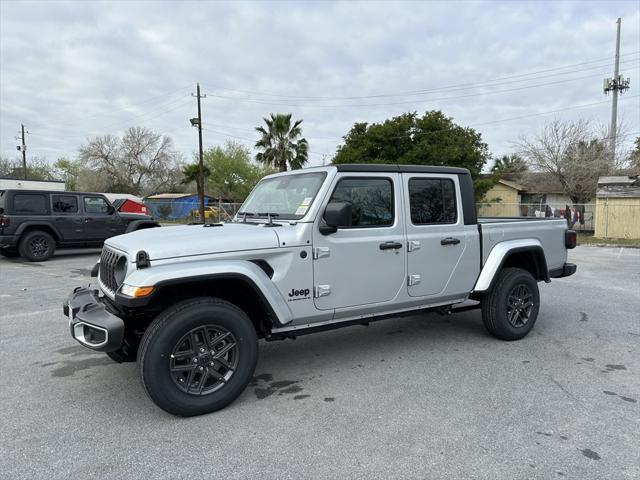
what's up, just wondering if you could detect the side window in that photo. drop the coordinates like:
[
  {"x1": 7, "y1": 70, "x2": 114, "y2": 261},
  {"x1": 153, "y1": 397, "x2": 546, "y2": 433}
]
[
  {"x1": 83, "y1": 196, "x2": 110, "y2": 214},
  {"x1": 52, "y1": 195, "x2": 78, "y2": 213},
  {"x1": 13, "y1": 194, "x2": 47, "y2": 214},
  {"x1": 329, "y1": 177, "x2": 393, "y2": 227},
  {"x1": 408, "y1": 178, "x2": 457, "y2": 225}
]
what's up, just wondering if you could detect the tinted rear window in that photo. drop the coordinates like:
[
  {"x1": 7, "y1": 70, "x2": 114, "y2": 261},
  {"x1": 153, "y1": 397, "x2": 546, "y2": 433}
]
[
  {"x1": 408, "y1": 178, "x2": 457, "y2": 224},
  {"x1": 52, "y1": 195, "x2": 79, "y2": 213},
  {"x1": 13, "y1": 194, "x2": 48, "y2": 214}
]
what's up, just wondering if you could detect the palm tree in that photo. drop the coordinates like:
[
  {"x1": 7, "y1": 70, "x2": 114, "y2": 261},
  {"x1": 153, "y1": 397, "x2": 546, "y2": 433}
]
[
  {"x1": 255, "y1": 113, "x2": 309, "y2": 172},
  {"x1": 491, "y1": 154, "x2": 528, "y2": 175},
  {"x1": 181, "y1": 163, "x2": 211, "y2": 218}
]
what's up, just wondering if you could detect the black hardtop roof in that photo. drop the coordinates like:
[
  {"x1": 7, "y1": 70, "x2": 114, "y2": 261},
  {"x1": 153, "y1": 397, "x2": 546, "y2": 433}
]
[
  {"x1": 334, "y1": 164, "x2": 470, "y2": 175},
  {"x1": 1, "y1": 189, "x2": 109, "y2": 196}
]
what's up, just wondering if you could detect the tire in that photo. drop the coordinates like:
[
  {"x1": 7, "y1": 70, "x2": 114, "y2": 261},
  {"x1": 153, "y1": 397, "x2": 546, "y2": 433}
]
[
  {"x1": 481, "y1": 267, "x2": 540, "y2": 341},
  {"x1": 0, "y1": 247, "x2": 20, "y2": 258},
  {"x1": 18, "y1": 230, "x2": 56, "y2": 262},
  {"x1": 137, "y1": 297, "x2": 258, "y2": 416}
]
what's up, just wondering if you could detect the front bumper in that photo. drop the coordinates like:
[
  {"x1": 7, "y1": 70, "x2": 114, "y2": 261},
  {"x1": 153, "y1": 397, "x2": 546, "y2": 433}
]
[
  {"x1": 63, "y1": 287, "x2": 124, "y2": 352},
  {"x1": 549, "y1": 262, "x2": 577, "y2": 278}
]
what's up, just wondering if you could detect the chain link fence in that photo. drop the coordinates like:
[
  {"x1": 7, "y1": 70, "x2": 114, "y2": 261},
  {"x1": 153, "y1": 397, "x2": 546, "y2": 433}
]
[
  {"x1": 478, "y1": 201, "x2": 640, "y2": 238},
  {"x1": 146, "y1": 200, "x2": 243, "y2": 224},
  {"x1": 477, "y1": 202, "x2": 596, "y2": 231}
]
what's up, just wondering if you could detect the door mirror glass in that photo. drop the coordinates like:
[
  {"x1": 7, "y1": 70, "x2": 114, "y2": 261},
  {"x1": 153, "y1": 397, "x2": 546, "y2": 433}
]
[{"x1": 321, "y1": 202, "x2": 352, "y2": 234}]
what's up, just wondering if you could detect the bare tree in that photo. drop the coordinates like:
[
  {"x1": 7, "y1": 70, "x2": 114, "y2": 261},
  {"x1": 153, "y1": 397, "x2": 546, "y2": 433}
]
[
  {"x1": 518, "y1": 119, "x2": 613, "y2": 203},
  {"x1": 78, "y1": 127, "x2": 183, "y2": 195}
]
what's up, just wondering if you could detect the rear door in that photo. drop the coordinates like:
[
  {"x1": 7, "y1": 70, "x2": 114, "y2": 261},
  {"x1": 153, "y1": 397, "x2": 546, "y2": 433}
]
[
  {"x1": 81, "y1": 195, "x2": 122, "y2": 241},
  {"x1": 312, "y1": 173, "x2": 406, "y2": 310},
  {"x1": 51, "y1": 194, "x2": 83, "y2": 241},
  {"x1": 403, "y1": 173, "x2": 478, "y2": 298}
]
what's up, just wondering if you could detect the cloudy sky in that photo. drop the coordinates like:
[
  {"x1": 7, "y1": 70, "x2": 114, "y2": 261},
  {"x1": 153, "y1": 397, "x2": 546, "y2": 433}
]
[{"x1": 1, "y1": 0, "x2": 639, "y2": 169}]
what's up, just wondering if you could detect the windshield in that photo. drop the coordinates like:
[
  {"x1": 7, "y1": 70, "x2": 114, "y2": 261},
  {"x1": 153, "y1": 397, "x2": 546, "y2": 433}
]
[{"x1": 239, "y1": 171, "x2": 327, "y2": 220}]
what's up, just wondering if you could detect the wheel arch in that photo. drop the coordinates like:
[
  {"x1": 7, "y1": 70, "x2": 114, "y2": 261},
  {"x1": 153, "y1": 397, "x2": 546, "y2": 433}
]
[
  {"x1": 125, "y1": 219, "x2": 160, "y2": 233},
  {"x1": 16, "y1": 223, "x2": 61, "y2": 242},
  {"x1": 120, "y1": 260, "x2": 294, "y2": 336},
  {"x1": 474, "y1": 240, "x2": 548, "y2": 292}
]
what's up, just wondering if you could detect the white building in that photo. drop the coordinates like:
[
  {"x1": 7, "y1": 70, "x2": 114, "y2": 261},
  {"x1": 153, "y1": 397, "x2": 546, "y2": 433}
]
[{"x1": 0, "y1": 177, "x2": 65, "y2": 191}]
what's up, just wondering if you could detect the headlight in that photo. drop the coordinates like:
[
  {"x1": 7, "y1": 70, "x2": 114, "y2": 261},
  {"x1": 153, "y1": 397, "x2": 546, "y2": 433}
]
[{"x1": 120, "y1": 284, "x2": 155, "y2": 298}]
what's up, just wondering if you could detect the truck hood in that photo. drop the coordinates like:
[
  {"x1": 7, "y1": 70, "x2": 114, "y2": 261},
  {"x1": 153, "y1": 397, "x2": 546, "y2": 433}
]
[{"x1": 106, "y1": 223, "x2": 280, "y2": 260}]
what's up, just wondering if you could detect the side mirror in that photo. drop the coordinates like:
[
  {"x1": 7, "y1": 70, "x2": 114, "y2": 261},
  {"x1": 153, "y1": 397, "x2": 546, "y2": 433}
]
[
  {"x1": 107, "y1": 205, "x2": 116, "y2": 215},
  {"x1": 320, "y1": 202, "x2": 352, "y2": 235}
]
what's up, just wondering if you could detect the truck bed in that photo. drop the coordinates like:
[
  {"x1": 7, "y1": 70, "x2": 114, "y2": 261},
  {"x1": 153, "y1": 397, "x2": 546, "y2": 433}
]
[{"x1": 478, "y1": 217, "x2": 569, "y2": 272}]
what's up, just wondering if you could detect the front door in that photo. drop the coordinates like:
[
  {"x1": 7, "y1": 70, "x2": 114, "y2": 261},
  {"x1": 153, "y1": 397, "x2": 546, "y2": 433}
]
[
  {"x1": 82, "y1": 195, "x2": 122, "y2": 241},
  {"x1": 402, "y1": 173, "x2": 470, "y2": 298},
  {"x1": 312, "y1": 173, "x2": 406, "y2": 310}
]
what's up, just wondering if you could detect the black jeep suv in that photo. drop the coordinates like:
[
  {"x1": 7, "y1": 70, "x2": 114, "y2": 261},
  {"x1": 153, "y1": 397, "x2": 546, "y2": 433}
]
[{"x1": 0, "y1": 189, "x2": 159, "y2": 261}]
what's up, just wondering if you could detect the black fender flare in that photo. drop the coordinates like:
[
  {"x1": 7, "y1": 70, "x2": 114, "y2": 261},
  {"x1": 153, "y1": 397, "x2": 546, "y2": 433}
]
[
  {"x1": 125, "y1": 220, "x2": 160, "y2": 233},
  {"x1": 14, "y1": 222, "x2": 62, "y2": 241}
]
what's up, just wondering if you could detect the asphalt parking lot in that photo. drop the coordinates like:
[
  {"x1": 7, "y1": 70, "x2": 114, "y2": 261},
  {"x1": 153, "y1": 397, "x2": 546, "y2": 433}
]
[{"x1": 0, "y1": 246, "x2": 638, "y2": 480}]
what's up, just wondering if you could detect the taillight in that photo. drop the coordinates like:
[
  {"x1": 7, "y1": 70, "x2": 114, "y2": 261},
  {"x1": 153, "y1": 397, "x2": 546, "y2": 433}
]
[
  {"x1": 0, "y1": 216, "x2": 9, "y2": 227},
  {"x1": 565, "y1": 230, "x2": 576, "y2": 249}
]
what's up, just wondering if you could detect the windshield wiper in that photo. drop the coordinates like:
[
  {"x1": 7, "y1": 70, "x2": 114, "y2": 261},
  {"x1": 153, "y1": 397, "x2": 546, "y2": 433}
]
[
  {"x1": 237, "y1": 211, "x2": 255, "y2": 223},
  {"x1": 257, "y1": 212, "x2": 280, "y2": 226}
]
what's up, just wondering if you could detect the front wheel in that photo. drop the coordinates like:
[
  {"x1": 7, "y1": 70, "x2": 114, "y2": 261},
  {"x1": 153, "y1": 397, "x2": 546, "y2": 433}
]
[
  {"x1": 137, "y1": 297, "x2": 258, "y2": 416},
  {"x1": 481, "y1": 267, "x2": 540, "y2": 341}
]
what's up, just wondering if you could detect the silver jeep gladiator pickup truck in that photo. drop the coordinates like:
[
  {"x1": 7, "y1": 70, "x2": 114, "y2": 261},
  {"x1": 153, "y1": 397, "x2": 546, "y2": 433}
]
[{"x1": 64, "y1": 164, "x2": 576, "y2": 416}]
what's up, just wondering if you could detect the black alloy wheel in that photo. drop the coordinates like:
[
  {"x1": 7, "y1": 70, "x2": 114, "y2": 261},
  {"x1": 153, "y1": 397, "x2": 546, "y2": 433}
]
[
  {"x1": 505, "y1": 284, "x2": 535, "y2": 328},
  {"x1": 169, "y1": 325, "x2": 239, "y2": 395}
]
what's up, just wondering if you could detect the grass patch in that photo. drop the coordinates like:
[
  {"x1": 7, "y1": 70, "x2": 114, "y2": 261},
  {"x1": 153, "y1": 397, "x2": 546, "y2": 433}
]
[{"x1": 577, "y1": 232, "x2": 640, "y2": 247}]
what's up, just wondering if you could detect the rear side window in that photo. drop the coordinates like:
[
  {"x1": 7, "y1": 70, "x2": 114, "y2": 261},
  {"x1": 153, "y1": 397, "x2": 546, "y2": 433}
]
[
  {"x1": 13, "y1": 194, "x2": 48, "y2": 214},
  {"x1": 329, "y1": 177, "x2": 394, "y2": 227},
  {"x1": 83, "y1": 196, "x2": 110, "y2": 214},
  {"x1": 408, "y1": 178, "x2": 457, "y2": 225},
  {"x1": 52, "y1": 195, "x2": 78, "y2": 213}
]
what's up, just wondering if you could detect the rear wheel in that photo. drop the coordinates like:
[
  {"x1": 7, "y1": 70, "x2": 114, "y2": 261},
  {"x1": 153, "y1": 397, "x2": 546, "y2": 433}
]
[
  {"x1": 137, "y1": 297, "x2": 258, "y2": 416},
  {"x1": 19, "y1": 230, "x2": 56, "y2": 262},
  {"x1": 481, "y1": 267, "x2": 540, "y2": 340}
]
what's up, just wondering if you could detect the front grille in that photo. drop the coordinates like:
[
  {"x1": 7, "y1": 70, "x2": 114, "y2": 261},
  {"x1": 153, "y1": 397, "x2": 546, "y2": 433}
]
[{"x1": 99, "y1": 246, "x2": 123, "y2": 294}]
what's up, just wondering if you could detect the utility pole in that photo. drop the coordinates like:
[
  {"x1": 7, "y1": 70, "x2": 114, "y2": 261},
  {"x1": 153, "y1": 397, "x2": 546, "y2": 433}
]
[
  {"x1": 190, "y1": 83, "x2": 206, "y2": 221},
  {"x1": 15, "y1": 124, "x2": 29, "y2": 179},
  {"x1": 603, "y1": 17, "x2": 631, "y2": 161}
]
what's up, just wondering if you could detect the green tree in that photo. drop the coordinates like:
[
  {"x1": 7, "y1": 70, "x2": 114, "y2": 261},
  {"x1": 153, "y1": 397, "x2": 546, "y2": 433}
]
[
  {"x1": 53, "y1": 157, "x2": 80, "y2": 190},
  {"x1": 491, "y1": 154, "x2": 528, "y2": 175},
  {"x1": 255, "y1": 113, "x2": 309, "y2": 172},
  {"x1": 333, "y1": 111, "x2": 493, "y2": 200},
  {"x1": 204, "y1": 141, "x2": 275, "y2": 202},
  {"x1": 181, "y1": 162, "x2": 211, "y2": 205}
]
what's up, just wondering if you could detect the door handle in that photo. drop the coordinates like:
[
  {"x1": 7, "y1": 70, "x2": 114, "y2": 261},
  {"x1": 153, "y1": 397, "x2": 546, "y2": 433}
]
[
  {"x1": 85, "y1": 218, "x2": 93, "y2": 223},
  {"x1": 379, "y1": 241, "x2": 403, "y2": 250},
  {"x1": 440, "y1": 237, "x2": 461, "y2": 246}
]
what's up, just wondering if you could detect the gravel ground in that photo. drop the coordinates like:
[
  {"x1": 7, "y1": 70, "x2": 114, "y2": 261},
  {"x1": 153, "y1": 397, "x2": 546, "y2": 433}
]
[{"x1": 0, "y1": 246, "x2": 638, "y2": 480}]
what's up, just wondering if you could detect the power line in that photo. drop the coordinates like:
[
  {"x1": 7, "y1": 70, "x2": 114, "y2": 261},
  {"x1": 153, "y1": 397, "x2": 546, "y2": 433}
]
[
  {"x1": 204, "y1": 52, "x2": 640, "y2": 101},
  {"x1": 206, "y1": 67, "x2": 639, "y2": 109}
]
